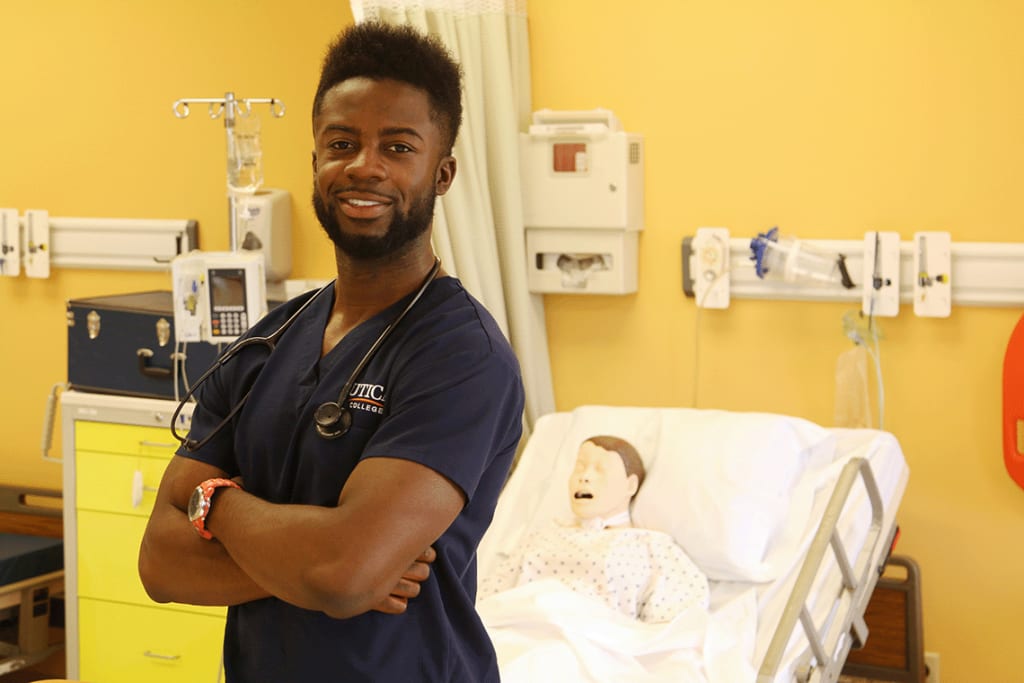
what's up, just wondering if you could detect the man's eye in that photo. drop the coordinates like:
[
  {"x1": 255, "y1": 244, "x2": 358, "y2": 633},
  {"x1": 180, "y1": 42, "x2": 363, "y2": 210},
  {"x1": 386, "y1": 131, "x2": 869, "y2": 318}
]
[
  {"x1": 389, "y1": 143, "x2": 413, "y2": 153},
  {"x1": 329, "y1": 140, "x2": 353, "y2": 151}
]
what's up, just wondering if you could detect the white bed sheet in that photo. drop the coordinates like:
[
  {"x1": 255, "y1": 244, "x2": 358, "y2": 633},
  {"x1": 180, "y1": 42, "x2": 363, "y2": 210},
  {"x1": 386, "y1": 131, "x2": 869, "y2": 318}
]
[{"x1": 477, "y1": 409, "x2": 908, "y2": 683}]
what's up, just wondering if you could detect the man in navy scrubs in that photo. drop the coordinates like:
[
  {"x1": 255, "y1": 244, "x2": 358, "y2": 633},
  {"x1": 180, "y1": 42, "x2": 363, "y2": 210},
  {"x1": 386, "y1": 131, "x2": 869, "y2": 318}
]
[{"x1": 140, "y1": 22, "x2": 524, "y2": 682}]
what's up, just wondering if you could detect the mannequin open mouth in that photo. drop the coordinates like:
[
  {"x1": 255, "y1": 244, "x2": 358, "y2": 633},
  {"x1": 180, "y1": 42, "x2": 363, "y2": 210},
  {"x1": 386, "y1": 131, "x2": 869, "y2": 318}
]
[{"x1": 574, "y1": 492, "x2": 593, "y2": 499}]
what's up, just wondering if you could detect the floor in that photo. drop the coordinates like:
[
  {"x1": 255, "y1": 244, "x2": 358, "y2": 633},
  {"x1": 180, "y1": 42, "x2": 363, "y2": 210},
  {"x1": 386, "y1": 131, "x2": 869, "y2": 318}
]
[{"x1": 0, "y1": 628, "x2": 66, "y2": 683}]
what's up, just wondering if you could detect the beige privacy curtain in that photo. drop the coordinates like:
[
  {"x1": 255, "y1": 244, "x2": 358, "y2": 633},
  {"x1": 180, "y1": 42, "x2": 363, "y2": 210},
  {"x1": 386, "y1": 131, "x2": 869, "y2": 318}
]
[{"x1": 350, "y1": 0, "x2": 556, "y2": 430}]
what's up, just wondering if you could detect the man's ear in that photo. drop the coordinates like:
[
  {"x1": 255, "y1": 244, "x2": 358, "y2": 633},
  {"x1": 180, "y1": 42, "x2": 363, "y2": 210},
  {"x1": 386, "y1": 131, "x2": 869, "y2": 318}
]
[
  {"x1": 626, "y1": 473, "x2": 639, "y2": 498},
  {"x1": 311, "y1": 150, "x2": 318, "y2": 175},
  {"x1": 435, "y1": 155, "x2": 457, "y2": 196}
]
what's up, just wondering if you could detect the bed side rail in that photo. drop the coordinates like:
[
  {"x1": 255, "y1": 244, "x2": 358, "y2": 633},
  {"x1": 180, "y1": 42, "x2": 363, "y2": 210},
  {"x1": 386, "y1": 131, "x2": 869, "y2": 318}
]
[
  {"x1": 757, "y1": 456, "x2": 886, "y2": 683},
  {"x1": 0, "y1": 485, "x2": 62, "y2": 538},
  {"x1": 0, "y1": 486, "x2": 62, "y2": 518}
]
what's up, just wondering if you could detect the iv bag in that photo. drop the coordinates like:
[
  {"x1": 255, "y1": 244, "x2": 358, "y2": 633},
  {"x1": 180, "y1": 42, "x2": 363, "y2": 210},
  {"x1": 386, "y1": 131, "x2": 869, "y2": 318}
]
[
  {"x1": 227, "y1": 114, "x2": 263, "y2": 194},
  {"x1": 834, "y1": 345, "x2": 871, "y2": 428}
]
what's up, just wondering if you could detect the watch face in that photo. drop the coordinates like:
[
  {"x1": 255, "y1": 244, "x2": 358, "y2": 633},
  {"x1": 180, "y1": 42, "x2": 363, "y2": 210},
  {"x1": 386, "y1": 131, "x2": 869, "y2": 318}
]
[{"x1": 187, "y1": 485, "x2": 208, "y2": 523}]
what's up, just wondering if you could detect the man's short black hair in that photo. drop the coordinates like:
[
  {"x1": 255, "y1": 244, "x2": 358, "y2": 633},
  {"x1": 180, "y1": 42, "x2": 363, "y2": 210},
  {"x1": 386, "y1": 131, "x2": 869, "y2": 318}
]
[{"x1": 313, "y1": 22, "x2": 464, "y2": 154}]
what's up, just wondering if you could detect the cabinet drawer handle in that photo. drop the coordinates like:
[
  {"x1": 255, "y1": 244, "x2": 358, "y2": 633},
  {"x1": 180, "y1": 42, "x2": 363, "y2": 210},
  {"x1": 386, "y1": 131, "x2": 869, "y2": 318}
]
[
  {"x1": 131, "y1": 471, "x2": 159, "y2": 508},
  {"x1": 143, "y1": 650, "x2": 181, "y2": 661},
  {"x1": 139, "y1": 440, "x2": 177, "y2": 448}
]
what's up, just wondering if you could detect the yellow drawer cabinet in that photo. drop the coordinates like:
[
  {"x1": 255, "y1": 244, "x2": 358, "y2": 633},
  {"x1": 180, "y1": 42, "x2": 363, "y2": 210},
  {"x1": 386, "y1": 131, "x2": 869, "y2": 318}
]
[
  {"x1": 75, "y1": 450, "x2": 167, "y2": 516},
  {"x1": 61, "y1": 392, "x2": 225, "y2": 683},
  {"x1": 78, "y1": 599, "x2": 225, "y2": 683}
]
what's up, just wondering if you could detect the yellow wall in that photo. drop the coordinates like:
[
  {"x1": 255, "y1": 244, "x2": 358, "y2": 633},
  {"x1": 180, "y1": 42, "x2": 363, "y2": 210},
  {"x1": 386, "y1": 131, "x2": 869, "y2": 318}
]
[
  {"x1": 2, "y1": 1, "x2": 1022, "y2": 680},
  {"x1": 0, "y1": 1, "x2": 350, "y2": 485},
  {"x1": 527, "y1": 0, "x2": 1024, "y2": 680}
]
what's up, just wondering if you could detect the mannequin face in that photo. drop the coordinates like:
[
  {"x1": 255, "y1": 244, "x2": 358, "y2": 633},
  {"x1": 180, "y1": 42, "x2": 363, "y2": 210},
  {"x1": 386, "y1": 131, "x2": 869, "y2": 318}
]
[{"x1": 568, "y1": 440, "x2": 640, "y2": 520}]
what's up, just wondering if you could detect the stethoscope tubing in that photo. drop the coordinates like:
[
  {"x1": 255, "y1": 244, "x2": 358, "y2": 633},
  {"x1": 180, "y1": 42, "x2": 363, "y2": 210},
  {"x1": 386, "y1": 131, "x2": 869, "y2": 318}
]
[
  {"x1": 170, "y1": 258, "x2": 441, "y2": 450},
  {"x1": 170, "y1": 279, "x2": 334, "y2": 451},
  {"x1": 314, "y1": 257, "x2": 441, "y2": 438}
]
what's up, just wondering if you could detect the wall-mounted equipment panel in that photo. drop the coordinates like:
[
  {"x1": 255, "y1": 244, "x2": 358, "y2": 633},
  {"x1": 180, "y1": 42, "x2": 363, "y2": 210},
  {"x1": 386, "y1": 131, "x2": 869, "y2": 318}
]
[
  {"x1": 522, "y1": 109, "x2": 644, "y2": 294},
  {"x1": 682, "y1": 232, "x2": 1024, "y2": 310}
]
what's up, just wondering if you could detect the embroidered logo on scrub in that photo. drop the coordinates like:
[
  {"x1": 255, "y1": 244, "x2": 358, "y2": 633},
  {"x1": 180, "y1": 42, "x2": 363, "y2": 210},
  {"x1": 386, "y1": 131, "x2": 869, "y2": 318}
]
[{"x1": 348, "y1": 382, "x2": 386, "y2": 415}]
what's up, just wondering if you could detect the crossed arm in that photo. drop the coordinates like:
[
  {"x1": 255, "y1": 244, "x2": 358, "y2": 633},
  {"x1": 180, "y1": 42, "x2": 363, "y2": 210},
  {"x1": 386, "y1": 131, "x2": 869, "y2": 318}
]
[{"x1": 138, "y1": 453, "x2": 464, "y2": 618}]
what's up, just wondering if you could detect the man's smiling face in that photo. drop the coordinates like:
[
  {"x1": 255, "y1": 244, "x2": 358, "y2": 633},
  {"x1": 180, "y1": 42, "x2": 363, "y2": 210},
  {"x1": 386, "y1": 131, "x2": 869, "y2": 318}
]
[{"x1": 311, "y1": 76, "x2": 455, "y2": 260}]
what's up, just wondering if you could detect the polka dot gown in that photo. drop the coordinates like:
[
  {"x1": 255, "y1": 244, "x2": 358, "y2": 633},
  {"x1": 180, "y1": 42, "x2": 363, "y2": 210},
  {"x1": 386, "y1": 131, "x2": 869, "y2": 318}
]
[{"x1": 480, "y1": 524, "x2": 710, "y2": 623}]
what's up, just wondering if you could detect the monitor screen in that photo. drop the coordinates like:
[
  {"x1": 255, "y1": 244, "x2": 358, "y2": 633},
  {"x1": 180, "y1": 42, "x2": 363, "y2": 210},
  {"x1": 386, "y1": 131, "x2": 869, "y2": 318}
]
[{"x1": 209, "y1": 268, "x2": 246, "y2": 311}]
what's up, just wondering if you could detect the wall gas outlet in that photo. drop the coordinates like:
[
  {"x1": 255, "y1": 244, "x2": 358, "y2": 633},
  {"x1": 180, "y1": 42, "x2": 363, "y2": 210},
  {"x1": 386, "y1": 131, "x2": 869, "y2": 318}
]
[
  {"x1": 862, "y1": 230, "x2": 900, "y2": 317},
  {"x1": 23, "y1": 209, "x2": 50, "y2": 278},
  {"x1": 0, "y1": 209, "x2": 19, "y2": 277},
  {"x1": 692, "y1": 227, "x2": 730, "y2": 309},
  {"x1": 913, "y1": 231, "x2": 951, "y2": 317}
]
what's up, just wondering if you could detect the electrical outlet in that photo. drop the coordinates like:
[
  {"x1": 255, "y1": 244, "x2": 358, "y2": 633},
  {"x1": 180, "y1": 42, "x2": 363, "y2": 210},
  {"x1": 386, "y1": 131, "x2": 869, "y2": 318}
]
[
  {"x1": 925, "y1": 651, "x2": 940, "y2": 683},
  {"x1": 692, "y1": 227, "x2": 730, "y2": 309}
]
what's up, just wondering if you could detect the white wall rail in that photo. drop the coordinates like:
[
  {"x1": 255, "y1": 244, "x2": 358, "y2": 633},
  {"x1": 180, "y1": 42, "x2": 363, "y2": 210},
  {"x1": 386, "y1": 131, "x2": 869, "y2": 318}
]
[
  {"x1": 0, "y1": 211, "x2": 197, "y2": 275},
  {"x1": 683, "y1": 232, "x2": 1024, "y2": 311}
]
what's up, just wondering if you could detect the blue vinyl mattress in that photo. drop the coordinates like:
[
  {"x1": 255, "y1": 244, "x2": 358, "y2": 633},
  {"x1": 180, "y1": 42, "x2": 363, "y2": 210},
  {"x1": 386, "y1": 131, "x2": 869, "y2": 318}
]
[{"x1": 0, "y1": 534, "x2": 63, "y2": 586}]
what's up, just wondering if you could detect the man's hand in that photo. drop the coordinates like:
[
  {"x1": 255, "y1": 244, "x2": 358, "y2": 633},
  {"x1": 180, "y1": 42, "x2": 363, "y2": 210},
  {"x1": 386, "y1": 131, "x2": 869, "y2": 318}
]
[{"x1": 371, "y1": 547, "x2": 437, "y2": 614}]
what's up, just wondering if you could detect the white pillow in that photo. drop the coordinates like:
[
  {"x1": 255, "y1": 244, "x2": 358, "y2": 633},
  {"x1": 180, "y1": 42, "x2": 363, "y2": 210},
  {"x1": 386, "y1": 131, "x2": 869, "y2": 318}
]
[
  {"x1": 478, "y1": 406, "x2": 835, "y2": 587},
  {"x1": 631, "y1": 409, "x2": 835, "y2": 582}
]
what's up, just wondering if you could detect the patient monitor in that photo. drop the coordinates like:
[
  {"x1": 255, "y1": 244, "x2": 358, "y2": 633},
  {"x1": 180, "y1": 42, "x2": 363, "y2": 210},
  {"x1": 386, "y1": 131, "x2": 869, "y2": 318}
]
[{"x1": 172, "y1": 250, "x2": 267, "y2": 344}]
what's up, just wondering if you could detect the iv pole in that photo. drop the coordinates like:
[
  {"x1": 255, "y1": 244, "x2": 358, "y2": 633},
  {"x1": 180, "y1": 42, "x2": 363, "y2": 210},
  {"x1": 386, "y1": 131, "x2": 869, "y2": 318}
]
[{"x1": 172, "y1": 92, "x2": 286, "y2": 251}]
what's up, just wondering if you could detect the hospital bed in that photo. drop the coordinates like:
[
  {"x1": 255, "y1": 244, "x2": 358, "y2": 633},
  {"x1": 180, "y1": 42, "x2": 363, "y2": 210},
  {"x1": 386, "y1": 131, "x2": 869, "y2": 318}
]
[
  {"x1": 0, "y1": 485, "x2": 64, "y2": 676},
  {"x1": 477, "y1": 406, "x2": 909, "y2": 683}
]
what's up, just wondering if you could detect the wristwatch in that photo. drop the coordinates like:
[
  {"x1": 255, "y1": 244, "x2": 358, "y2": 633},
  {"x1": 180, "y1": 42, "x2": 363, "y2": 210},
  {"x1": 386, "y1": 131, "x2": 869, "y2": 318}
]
[{"x1": 188, "y1": 477, "x2": 241, "y2": 540}]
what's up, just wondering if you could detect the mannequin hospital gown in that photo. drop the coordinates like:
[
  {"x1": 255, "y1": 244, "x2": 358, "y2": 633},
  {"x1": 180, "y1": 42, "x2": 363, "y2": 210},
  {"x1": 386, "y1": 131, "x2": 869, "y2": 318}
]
[{"x1": 479, "y1": 522, "x2": 709, "y2": 623}]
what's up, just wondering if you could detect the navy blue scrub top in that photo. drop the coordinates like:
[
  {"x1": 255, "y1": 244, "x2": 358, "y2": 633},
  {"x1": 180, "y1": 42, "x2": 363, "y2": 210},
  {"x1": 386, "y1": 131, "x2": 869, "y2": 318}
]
[{"x1": 179, "y1": 276, "x2": 524, "y2": 682}]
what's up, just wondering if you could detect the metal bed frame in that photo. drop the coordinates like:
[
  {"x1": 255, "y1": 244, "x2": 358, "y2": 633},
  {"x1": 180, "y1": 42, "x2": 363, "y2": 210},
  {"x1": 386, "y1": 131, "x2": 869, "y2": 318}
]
[
  {"x1": 0, "y1": 486, "x2": 64, "y2": 677},
  {"x1": 757, "y1": 457, "x2": 897, "y2": 683}
]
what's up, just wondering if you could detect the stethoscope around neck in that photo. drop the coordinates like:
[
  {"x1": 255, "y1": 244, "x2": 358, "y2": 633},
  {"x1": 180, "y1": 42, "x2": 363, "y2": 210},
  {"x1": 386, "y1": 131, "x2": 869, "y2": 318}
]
[
  {"x1": 313, "y1": 257, "x2": 440, "y2": 438},
  {"x1": 171, "y1": 258, "x2": 441, "y2": 450}
]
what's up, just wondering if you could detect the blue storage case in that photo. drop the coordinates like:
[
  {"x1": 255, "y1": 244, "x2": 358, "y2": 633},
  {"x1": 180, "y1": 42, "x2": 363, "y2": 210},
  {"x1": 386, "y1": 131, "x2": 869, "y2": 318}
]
[{"x1": 66, "y1": 291, "x2": 222, "y2": 400}]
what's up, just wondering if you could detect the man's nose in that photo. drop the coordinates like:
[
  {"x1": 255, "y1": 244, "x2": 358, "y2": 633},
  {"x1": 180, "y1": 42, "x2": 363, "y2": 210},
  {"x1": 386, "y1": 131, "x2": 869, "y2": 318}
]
[{"x1": 347, "y1": 146, "x2": 385, "y2": 179}]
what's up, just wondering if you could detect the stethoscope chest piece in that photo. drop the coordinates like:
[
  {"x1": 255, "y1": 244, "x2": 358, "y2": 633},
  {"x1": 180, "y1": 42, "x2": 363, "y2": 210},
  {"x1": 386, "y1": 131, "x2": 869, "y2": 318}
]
[
  {"x1": 314, "y1": 401, "x2": 352, "y2": 439},
  {"x1": 310, "y1": 257, "x2": 440, "y2": 442}
]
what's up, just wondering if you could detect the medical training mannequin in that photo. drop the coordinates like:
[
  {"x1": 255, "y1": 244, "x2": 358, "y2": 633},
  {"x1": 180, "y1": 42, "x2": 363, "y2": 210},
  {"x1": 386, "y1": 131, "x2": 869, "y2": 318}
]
[
  {"x1": 569, "y1": 435, "x2": 644, "y2": 530},
  {"x1": 479, "y1": 436, "x2": 709, "y2": 623}
]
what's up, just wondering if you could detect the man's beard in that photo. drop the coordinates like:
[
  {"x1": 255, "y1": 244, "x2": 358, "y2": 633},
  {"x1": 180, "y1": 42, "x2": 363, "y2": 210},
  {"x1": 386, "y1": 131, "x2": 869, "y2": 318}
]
[{"x1": 312, "y1": 185, "x2": 436, "y2": 260}]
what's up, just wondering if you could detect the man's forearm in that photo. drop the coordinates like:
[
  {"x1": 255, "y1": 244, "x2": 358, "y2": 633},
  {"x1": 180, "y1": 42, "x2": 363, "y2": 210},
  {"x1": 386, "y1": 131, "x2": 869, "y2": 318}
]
[
  {"x1": 138, "y1": 503, "x2": 270, "y2": 607},
  {"x1": 201, "y1": 457, "x2": 463, "y2": 620},
  {"x1": 207, "y1": 489, "x2": 389, "y2": 618}
]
